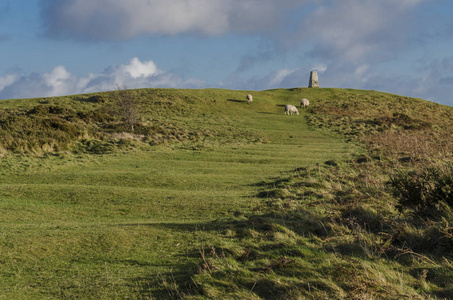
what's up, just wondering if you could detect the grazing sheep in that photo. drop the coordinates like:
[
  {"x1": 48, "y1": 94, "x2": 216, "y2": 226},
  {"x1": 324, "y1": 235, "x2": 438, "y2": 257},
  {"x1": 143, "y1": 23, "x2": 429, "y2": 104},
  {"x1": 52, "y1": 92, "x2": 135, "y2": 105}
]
[
  {"x1": 300, "y1": 98, "x2": 309, "y2": 108},
  {"x1": 246, "y1": 94, "x2": 253, "y2": 104},
  {"x1": 284, "y1": 104, "x2": 299, "y2": 115}
]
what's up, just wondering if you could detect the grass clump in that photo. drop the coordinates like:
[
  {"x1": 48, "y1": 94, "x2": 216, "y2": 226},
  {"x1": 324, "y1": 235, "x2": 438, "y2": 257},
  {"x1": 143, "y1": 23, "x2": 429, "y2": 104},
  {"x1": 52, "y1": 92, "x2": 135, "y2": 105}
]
[{"x1": 0, "y1": 112, "x2": 84, "y2": 154}]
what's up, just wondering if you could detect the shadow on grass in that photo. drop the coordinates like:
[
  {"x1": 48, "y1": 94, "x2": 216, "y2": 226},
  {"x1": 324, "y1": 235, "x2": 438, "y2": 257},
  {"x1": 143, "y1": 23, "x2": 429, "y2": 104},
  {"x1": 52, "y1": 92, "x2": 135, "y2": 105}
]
[
  {"x1": 127, "y1": 210, "x2": 453, "y2": 299},
  {"x1": 130, "y1": 208, "x2": 338, "y2": 299},
  {"x1": 73, "y1": 95, "x2": 105, "y2": 103},
  {"x1": 227, "y1": 99, "x2": 247, "y2": 103},
  {"x1": 257, "y1": 112, "x2": 275, "y2": 114},
  {"x1": 131, "y1": 260, "x2": 201, "y2": 299}
]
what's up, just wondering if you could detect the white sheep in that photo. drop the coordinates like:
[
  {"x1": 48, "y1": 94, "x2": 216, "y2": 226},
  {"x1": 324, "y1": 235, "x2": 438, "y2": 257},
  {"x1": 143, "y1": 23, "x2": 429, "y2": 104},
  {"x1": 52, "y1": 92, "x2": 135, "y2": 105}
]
[
  {"x1": 284, "y1": 104, "x2": 299, "y2": 115},
  {"x1": 246, "y1": 94, "x2": 253, "y2": 104},
  {"x1": 300, "y1": 98, "x2": 309, "y2": 108}
]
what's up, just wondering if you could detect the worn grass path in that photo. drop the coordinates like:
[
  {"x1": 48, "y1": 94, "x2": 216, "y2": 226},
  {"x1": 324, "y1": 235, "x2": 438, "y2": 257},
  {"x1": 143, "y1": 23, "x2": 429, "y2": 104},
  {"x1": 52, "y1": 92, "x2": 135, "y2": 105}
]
[{"x1": 0, "y1": 94, "x2": 350, "y2": 298}]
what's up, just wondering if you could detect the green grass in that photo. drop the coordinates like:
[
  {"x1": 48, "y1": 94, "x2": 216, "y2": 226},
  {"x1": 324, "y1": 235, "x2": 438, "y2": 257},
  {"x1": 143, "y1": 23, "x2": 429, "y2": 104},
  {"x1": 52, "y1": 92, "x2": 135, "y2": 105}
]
[
  {"x1": 0, "y1": 88, "x2": 350, "y2": 299},
  {"x1": 0, "y1": 87, "x2": 452, "y2": 299}
]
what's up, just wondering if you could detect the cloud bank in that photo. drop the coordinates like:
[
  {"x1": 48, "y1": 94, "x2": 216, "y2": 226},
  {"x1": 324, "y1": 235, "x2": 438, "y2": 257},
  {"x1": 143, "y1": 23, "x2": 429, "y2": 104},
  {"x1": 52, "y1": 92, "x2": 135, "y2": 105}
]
[
  {"x1": 40, "y1": 0, "x2": 428, "y2": 58},
  {"x1": 40, "y1": 0, "x2": 312, "y2": 40},
  {"x1": 0, "y1": 57, "x2": 204, "y2": 100}
]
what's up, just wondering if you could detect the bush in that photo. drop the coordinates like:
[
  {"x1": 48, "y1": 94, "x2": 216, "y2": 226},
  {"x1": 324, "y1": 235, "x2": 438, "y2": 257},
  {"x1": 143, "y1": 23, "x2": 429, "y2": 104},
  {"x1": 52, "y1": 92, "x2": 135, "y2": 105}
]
[
  {"x1": 391, "y1": 163, "x2": 453, "y2": 219},
  {"x1": 112, "y1": 85, "x2": 141, "y2": 131},
  {"x1": 27, "y1": 105, "x2": 74, "y2": 116},
  {"x1": 0, "y1": 114, "x2": 84, "y2": 153}
]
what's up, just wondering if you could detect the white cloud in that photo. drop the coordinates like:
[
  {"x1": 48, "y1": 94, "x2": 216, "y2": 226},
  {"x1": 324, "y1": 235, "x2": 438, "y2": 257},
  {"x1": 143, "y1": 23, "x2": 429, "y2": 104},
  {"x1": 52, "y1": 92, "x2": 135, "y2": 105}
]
[
  {"x1": 118, "y1": 57, "x2": 161, "y2": 78},
  {"x1": 0, "y1": 74, "x2": 17, "y2": 90},
  {"x1": 312, "y1": 64, "x2": 327, "y2": 73},
  {"x1": 268, "y1": 69, "x2": 296, "y2": 86},
  {"x1": 0, "y1": 57, "x2": 204, "y2": 100},
  {"x1": 41, "y1": 0, "x2": 312, "y2": 39},
  {"x1": 42, "y1": 65, "x2": 73, "y2": 96}
]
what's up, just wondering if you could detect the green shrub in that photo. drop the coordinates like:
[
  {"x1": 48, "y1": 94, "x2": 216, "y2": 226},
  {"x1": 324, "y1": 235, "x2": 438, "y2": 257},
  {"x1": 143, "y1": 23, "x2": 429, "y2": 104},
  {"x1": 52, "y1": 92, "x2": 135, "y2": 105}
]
[
  {"x1": 78, "y1": 139, "x2": 115, "y2": 154},
  {"x1": 0, "y1": 114, "x2": 84, "y2": 153},
  {"x1": 391, "y1": 163, "x2": 453, "y2": 219},
  {"x1": 76, "y1": 108, "x2": 114, "y2": 123}
]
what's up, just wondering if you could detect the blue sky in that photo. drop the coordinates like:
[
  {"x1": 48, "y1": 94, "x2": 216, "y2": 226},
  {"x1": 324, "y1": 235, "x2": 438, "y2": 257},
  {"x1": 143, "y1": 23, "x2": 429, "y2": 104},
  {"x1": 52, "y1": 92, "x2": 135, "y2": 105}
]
[{"x1": 1, "y1": 0, "x2": 452, "y2": 106}]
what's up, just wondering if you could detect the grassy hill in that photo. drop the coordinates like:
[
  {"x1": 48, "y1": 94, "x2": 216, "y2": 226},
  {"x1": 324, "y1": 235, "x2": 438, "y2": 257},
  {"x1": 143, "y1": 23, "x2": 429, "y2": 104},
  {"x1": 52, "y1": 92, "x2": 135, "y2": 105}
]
[{"x1": 0, "y1": 88, "x2": 452, "y2": 299}]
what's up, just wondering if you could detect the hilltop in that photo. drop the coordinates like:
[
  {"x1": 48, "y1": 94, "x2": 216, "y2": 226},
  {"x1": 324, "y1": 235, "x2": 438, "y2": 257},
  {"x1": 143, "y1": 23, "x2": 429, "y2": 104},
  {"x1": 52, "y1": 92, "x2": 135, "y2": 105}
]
[
  {"x1": 1, "y1": 87, "x2": 451, "y2": 157},
  {"x1": 0, "y1": 88, "x2": 452, "y2": 299}
]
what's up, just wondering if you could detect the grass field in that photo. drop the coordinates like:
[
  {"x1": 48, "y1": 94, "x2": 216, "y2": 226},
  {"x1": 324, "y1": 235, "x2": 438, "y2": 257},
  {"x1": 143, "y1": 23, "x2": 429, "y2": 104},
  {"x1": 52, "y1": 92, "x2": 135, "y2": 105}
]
[
  {"x1": 0, "y1": 88, "x2": 352, "y2": 299},
  {"x1": 1, "y1": 87, "x2": 452, "y2": 299}
]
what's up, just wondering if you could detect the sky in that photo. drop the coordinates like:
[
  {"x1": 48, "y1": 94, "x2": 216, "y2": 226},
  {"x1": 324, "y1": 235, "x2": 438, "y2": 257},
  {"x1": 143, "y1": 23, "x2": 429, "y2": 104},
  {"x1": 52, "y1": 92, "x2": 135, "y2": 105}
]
[{"x1": 0, "y1": 0, "x2": 452, "y2": 106}]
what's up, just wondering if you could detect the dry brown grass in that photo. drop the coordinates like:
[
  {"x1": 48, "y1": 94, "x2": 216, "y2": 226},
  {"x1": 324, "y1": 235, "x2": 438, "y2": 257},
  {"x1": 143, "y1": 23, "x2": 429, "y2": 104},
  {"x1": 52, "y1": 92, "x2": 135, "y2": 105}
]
[{"x1": 363, "y1": 129, "x2": 453, "y2": 163}]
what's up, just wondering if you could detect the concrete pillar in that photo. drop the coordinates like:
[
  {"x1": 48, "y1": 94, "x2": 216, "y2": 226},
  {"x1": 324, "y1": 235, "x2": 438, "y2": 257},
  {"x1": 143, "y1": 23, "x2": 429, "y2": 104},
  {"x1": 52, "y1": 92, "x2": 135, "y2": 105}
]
[{"x1": 309, "y1": 71, "x2": 319, "y2": 88}]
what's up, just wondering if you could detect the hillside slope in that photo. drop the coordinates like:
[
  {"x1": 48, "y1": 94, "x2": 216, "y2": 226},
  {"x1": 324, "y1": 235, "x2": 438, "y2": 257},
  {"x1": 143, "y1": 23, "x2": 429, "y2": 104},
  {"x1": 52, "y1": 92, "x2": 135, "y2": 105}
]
[{"x1": 0, "y1": 88, "x2": 452, "y2": 299}]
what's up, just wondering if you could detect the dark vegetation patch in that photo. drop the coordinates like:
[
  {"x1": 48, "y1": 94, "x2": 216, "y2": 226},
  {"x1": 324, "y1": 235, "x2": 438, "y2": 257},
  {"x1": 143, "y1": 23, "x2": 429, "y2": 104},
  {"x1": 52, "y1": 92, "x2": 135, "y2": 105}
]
[{"x1": 0, "y1": 112, "x2": 84, "y2": 153}]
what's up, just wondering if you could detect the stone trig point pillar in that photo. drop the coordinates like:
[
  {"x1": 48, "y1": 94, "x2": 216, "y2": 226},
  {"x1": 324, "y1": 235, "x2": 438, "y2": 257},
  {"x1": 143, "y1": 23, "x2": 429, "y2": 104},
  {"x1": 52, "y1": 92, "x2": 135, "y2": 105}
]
[{"x1": 308, "y1": 71, "x2": 319, "y2": 88}]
